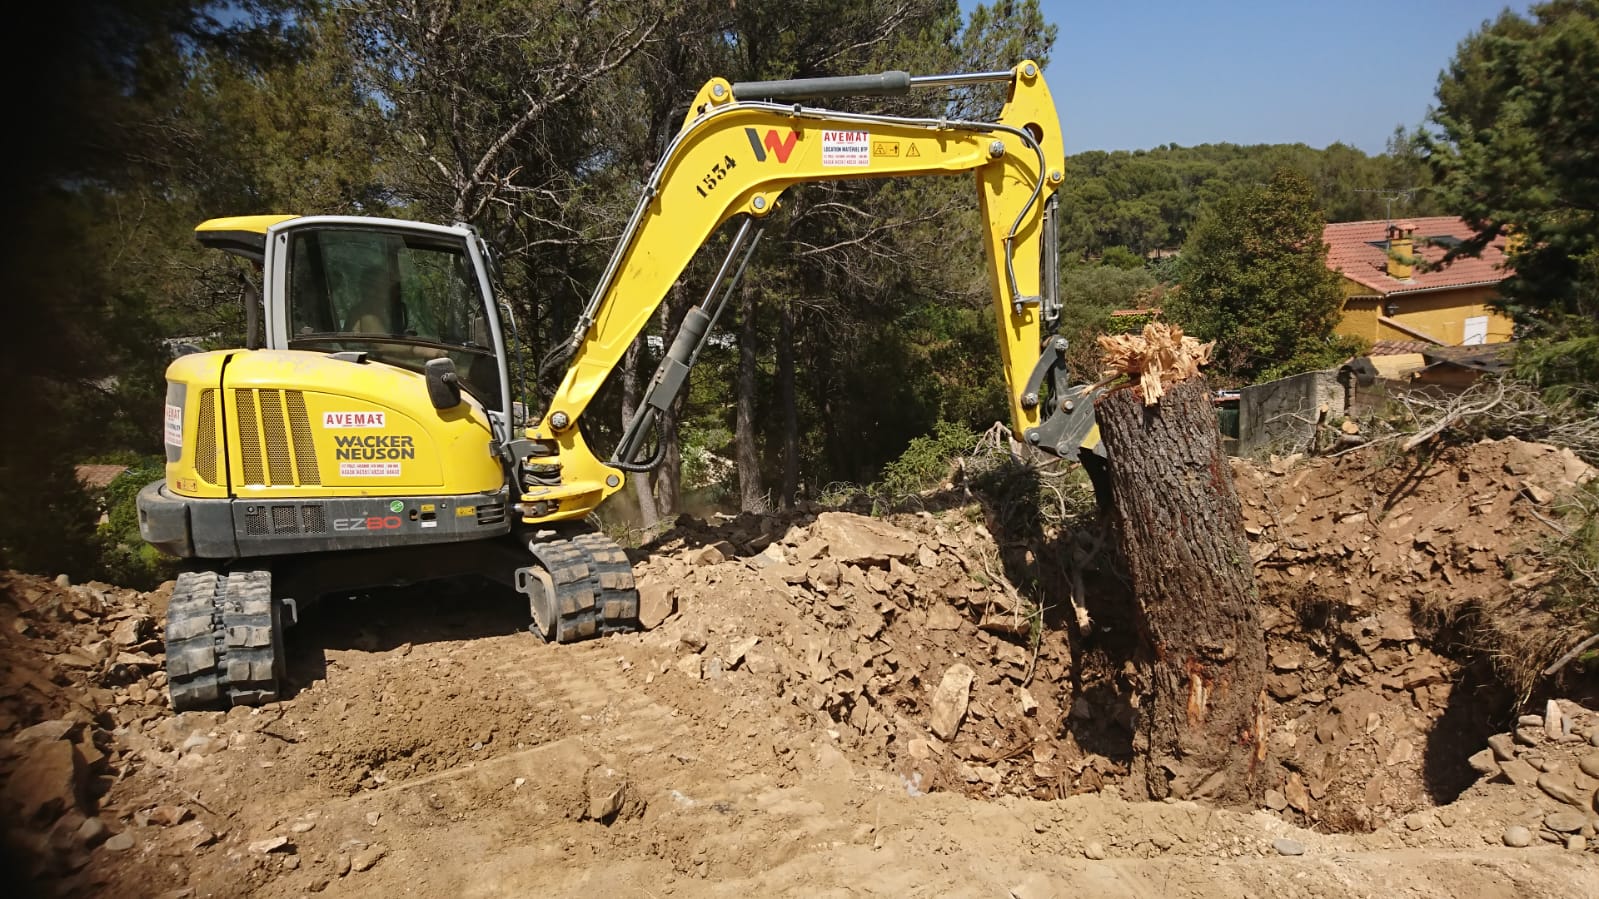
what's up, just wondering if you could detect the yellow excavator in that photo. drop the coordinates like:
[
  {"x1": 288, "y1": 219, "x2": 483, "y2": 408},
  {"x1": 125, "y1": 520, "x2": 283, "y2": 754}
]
[{"x1": 138, "y1": 61, "x2": 1101, "y2": 710}]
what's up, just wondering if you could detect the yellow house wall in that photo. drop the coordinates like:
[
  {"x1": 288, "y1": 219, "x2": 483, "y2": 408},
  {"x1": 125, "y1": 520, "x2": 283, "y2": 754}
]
[{"x1": 1334, "y1": 277, "x2": 1513, "y2": 346}]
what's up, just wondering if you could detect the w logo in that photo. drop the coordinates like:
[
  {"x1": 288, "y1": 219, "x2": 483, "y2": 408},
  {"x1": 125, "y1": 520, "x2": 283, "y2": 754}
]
[{"x1": 745, "y1": 128, "x2": 797, "y2": 163}]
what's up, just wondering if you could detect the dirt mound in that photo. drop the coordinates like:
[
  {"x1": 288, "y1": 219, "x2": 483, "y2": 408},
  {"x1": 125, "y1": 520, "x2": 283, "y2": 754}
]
[
  {"x1": 3, "y1": 436, "x2": 1598, "y2": 897},
  {"x1": 627, "y1": 436, "x2": 1598, "y2": 840}
]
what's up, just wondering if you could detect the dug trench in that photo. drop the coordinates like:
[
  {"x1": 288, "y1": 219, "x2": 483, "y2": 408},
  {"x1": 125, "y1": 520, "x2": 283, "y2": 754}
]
[{"x1": 3, "y1": 436, "x2": 1598, "y2": 897}]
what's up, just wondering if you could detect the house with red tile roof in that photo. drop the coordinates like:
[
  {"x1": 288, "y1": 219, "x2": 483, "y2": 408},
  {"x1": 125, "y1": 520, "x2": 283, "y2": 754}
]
[{"x1": 1323, "y1": 216, "x2": 1514, "y2": 348}]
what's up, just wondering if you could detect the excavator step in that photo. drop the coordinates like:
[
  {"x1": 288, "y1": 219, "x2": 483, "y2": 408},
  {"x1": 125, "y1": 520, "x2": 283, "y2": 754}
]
[{"x1": 165, "y1": 567, "x2": 286, "y2": 712}]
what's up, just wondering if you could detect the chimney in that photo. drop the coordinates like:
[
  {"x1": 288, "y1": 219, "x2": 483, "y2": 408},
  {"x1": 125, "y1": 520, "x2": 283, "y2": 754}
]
[{"x1": 1386, "y1": 221, "x2": 1415, "y2": 280}]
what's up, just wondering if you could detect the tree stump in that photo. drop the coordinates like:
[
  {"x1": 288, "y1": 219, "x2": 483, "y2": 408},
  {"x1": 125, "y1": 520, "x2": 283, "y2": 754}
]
[{"x1": 1095, "y1": 376, "x2": 1267, "y2": 804}]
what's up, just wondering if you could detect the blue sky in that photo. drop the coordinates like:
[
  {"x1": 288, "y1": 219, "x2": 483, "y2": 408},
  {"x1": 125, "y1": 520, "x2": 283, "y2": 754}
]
[{"x1": 967, "y1": 0, "x2": 1535, "y2": 154}]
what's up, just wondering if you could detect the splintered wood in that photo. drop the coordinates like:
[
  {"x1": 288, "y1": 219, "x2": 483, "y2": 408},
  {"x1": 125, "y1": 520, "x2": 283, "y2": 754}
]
[{"x1": 1097, "y1": 323, "x2": 1214, "y2": 406}]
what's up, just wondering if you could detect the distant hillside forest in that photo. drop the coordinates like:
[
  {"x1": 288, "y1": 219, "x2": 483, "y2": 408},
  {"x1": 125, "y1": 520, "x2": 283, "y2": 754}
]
[{"x1": 3, "y1": 0, "x2": 1595, "y2": 582}]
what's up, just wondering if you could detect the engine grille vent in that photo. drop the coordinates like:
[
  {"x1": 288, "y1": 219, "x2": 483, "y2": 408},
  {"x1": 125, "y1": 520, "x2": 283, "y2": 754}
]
[
  {"x1": 232, "y1": 389, "x2": 321, "y2": 486},
  {"x1": 194, "y1": 389, "x2": 219, "y2": 484},
  {"x1": 243, "y1": 504, "x2": 328, "y2": 536},
  {"x1": 476, "y1": 502, "x2": 507, "y2": 526}
]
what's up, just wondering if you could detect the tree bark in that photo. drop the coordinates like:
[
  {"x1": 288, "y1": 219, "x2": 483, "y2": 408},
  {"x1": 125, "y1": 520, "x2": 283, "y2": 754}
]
[
  {"x1": 620, "y1": 340, "x2": 658, "y2": 529},
  {"x1": 1094, "y1": 376, "x2": 1267, "y2": 805},
  {"x1": 778, "y1": 302, "x2": 798, "y2": 509},
  {"x1": 736, "y1": 282, "x2": 765, "y2": 512},
  {"x1": 654, "y1": 283, "x2": 692, "y2": 517}
]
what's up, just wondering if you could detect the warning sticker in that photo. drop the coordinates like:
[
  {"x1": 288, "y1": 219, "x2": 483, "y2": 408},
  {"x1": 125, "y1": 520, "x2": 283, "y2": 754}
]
[
  {"x1": 323, "y1": 411, "x2": 386, "y2": 429},
  {"x1": 164, "y1": 404, "x2": 183, "y2": 447},
  {"x1": 339, "y1": 462, "x2": 401, "y2": 478},
  {"x1": 822, "y1": 130, "x2": 870, "y2": 167},
  {"x1": 872, "y1": 141, "x2": 899, "y2": 158}
]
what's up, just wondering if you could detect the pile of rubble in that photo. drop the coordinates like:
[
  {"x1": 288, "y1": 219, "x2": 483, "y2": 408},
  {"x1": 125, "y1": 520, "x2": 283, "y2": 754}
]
[
  {"x1": 1460, "y1": 700, "x2": 1599, "y2": 853},
  {"x1": 0, "y1": 573, "x2": 175, "y2": 879},
  {"x1": 633, "y1": 509, "x2": 1093, "y2": 799}
]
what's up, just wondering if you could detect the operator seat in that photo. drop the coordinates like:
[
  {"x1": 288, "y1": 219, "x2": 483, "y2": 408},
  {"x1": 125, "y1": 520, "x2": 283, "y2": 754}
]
[{"x1": 347, "y1": 273, "x2": 399, "y2": 335}]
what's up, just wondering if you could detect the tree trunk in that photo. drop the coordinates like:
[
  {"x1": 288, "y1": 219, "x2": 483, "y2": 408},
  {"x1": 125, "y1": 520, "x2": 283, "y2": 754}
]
[
  {"x1": 620, "y1": 340, "x2": 658, "y2": 529},
  {"x1": 736, "y1": 282, "x2": 765, "y2": 512},
  {"x1": 654, "y1": 283, "x2": 692, "y2": 517},
  {"x1": 778, "y1": 302, "x2": 798, "y2": 509},
  {"x1": 1094, "y1": 376, "x2": 1267, "y2": 805}
]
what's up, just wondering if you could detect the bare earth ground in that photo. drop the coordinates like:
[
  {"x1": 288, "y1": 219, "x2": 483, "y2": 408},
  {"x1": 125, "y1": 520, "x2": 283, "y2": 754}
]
[{"x1": 4, "y1": 436, "x2": 1599, "y2": 898}]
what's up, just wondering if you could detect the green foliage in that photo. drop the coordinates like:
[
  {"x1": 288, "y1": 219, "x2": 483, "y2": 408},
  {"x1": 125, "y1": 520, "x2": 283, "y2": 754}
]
[
  {"x1": 1167, "y1": 169, "x2": 1356, "y2": 382},
  {"x1": 95, "y1": 459, "x2": 176, "y2": 590},
  {"x1": 1098, "y1": 245, "x2": 1144, "y2": 270},
  {"x1": 877, "y1": 421, "x2": 978, "y2": 495},
  {"x1": 1427, "y1": 1, "x2": 1599, "y2": 391},
  {"x1": 1056, "y1": 141, "x2": 1440, "y2": 259}
]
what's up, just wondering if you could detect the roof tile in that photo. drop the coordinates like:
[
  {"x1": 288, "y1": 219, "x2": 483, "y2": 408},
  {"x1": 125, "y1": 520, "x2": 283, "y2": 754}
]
[{"x1": 1323, "y1": 216, "x2": 1513, "y2": 295}]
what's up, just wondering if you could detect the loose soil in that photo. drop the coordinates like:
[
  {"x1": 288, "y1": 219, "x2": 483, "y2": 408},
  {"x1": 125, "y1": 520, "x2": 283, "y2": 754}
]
[{"x1": 3, "y1": 436, "x2": 1598, "y2": 898}]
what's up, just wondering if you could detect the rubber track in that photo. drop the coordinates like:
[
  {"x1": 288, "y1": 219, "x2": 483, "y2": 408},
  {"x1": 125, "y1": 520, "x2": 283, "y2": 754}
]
[
  {"x1": 164, "y1": 569, "x2": 284, "y2": 711},
  {"x1": 166, "y1": 571, "x2": 226, "y2": 711},
  {"x1": 571, "y1": 532, "x2": 641, "y2": 632},
  {"x1": 527, "y1": 541, "x2": 600, "y2": 643},
  {"x1": 218, "y1": 569, "x2": 284, "y2": 706},
  {"x1": 524, "y1": 534, "x2": 640, "y2": 643}
]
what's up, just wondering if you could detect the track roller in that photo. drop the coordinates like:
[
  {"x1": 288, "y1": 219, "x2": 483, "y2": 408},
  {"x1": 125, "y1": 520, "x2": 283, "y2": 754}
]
[
  {"x1": 517, "y1": 533, "x2": 640, "y2": 643},
  {"x1": 165, "y1": 567, "x2": 286, "y2": 712}
]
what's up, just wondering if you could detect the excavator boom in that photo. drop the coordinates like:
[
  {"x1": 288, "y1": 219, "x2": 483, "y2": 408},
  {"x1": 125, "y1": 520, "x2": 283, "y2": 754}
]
[{"x1": 521, "y1": 61, "x2": 1081, "y2": 525}]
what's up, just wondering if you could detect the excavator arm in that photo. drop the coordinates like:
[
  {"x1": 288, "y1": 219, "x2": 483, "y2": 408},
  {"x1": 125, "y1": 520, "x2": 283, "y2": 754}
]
[{"x1": 518, "y1": 61, "x2": 1091, "y2": 525}]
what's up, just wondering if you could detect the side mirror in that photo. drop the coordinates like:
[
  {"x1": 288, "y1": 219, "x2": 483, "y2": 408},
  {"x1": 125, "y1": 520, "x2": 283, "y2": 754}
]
[{"x1": 425, "y1": 357, "x2": 463, "y2": 409}]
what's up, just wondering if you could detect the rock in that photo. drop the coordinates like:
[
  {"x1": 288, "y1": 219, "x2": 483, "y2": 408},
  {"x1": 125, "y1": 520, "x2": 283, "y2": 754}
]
[
  {"x1": 1018, "y1": 687, "x2": 1038, "y2": 717},
  {"x1": 1467, "y1": 748, "x2": 1498, "y2": 775},
  {"x1": 926, "y1": 603, "x2": 963, "y2": 630},
  {"x1": 1537, "y1": 773, "x2": 1586, "y2": 807},
  {"x1": 586, "y1": 769, "x2": 627, "y2": 821},
  {"x1": 1578, "y1": 753, "x2": 1599, "y2": 780},
  {"x1": 1285, "y1": 773, "x2": 1310, "y2": 813},
  {"x1": 809, "y1": 512, "x2": 917, "y2": 566},
  {"x1": 928, "y1": 664, "x2": 975, "y2": 741},
  {"x1": 1486, "y1": 733, "x2": 1517, "y2": 762},
  {"x1": 688, "y1": 544, "x2": 728, "y2": 566},
  {"x1": 1546, "y1": 699, "x2": 1564, "y2": 742},
  {"x1": 1498, "y1": 758, "x2": 1539, "y2": 787},
  {"x1": 1591, "y1": 728, "x2": 1599, "y2": 748},
  {"x1": 1567, "y1": 835, "x2": 1587, "y2": 852},
  {"x1": 1403, "y1": 811, "x2": 1432, "y2": 831},
  {"x1": 56, "y1": 574, "x2": 71, "y2": 588},
  {"x1": 4, "y1": 737, "x2": 85, "y2": 822},
  {"x1": 111, "y1": 615, "x2": 153, "y2": 646},
  {"x1": 283, "y1": 855, "x2": 301, "y2": 871},
  {"x1": 1546, "y1": 811, "x2": 1585, "y2": 833},
  {"x1": 916, "y1": 546, "x2": 939, "y2": 568},
  {"x1": 76, "y1": 817, "x2": 109, "y2": 847},
  {"x1": 146, "y1": 806, "x2": 190, "y2": 827},
  {"x1": 334, "y1": 855, "x2": 351, "y2": 877},
  {"x1": 14, "y1": 719, "x2": 77, "y2": 746},
  {"x1": 752, "y1": 543, "x2": 787, "y2": 568},
  {"x1": 1264, "y1": 789, "x2": 1288, "y2": 811},
  {"x1": 675, "y1": 654, "x2": 703, "y2": 680},
  {"x1": 637, "y1": 583, "x2": 677, "y2": 629},
  {"x1": 723, "y1": 636, "x2": 759, "y2": 670},
  {"x1": 351, "y1": 844, "x2": 387, "y2": 872},
  {"x1": 308, "y1": 876, "x2": 330, "y2": 893},
  {"x1": 1503, "y1": 825, "x2": 1533, "y2": 848},
  {"x1": 1082, "y1": 841, "x2": 1106, "y2": 860},
  {"x1": 1069, "y1": 696, "x2": 1093, "y2": 721},
  {"x1": 103, "y1": 832, "x2": 135, "y2": 853},
  {"x1": 53, "y1": 653, "x2": 96, "y2": 670},
  {"x1": 248, "y1": 836, "x2": 290, "y2": 854},
  {"x1": 290, "y1": 821, "x2": 316, "y2": 834},
  {"x1": 365, "y1": 811, "x2": 380, "y2": 827},
  {"x1": 1272, "y1": 838, "x2": 1305, "y2": 857},
  {"x1": 174, "y1": 822, "x2": 217, "y2": 849}
]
